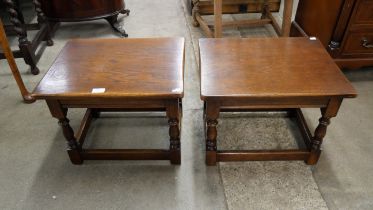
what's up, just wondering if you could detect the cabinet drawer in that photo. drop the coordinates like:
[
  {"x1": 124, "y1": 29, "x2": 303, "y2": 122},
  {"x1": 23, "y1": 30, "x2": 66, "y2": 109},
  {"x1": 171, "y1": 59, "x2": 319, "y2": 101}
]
[
  {"x1": 353, "y1": 0, "x2": 373, "y2": 25},
  {"x1": 342, "y1": 32, "x2": 373, "y2": 56}
]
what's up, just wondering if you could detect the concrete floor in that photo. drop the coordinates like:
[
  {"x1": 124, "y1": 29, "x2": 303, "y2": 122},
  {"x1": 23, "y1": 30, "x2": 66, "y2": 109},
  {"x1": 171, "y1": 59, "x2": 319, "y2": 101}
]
[{"x1": 0, "y1": 0, "x2": 372, "y2": 209}]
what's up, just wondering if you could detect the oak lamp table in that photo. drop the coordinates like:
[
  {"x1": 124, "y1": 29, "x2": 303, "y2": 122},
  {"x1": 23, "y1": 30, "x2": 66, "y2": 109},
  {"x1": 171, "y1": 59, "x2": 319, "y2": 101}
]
[
  {"x1": 32, "y1": 38, "x2": 184, "y2": 165},
  {"x1": 199, "y1": 37, "x2": 357, "y2": 166}
]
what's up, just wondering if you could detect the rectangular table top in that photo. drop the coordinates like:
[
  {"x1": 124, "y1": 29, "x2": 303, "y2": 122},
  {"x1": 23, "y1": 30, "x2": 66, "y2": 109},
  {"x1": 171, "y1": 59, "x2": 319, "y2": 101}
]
[
  {"x1": 32, "y1": 37, "x2": 185, "y2": 100},
  {"x1": 199, "y1": 37, "x2": 357, "y2": 99}
]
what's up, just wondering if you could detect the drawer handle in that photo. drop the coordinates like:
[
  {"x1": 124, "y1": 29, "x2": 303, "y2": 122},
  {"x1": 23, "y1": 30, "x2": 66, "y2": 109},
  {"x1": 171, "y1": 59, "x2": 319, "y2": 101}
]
[{"x1": 362, "y1": 38, "x2": 373, "y2": 48}]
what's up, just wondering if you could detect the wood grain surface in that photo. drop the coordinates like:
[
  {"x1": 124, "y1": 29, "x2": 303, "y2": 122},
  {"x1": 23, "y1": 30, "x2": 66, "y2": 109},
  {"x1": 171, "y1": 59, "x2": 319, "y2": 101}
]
[
  {"x1": 199, "y1": 37, "x2": 357, "y2": 99},
  {"x1": 32, "y1": 38, "x2": 185, "y2": 99}
]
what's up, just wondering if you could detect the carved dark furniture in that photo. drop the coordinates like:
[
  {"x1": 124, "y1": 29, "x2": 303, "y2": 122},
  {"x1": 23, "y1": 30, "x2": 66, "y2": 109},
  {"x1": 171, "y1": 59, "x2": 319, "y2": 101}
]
[
  {"x1": 192, "y1": 0, "x2": 293, "y2": 38},
  {"x1": 32, "y1": 38, "x2": 184, "y2": 165},
  {"x1": 0, "y1": 0, "x2": 54, "y2": 75},
  {"x1": 39, "y1": 0, "x2": 130, "y2": 37},
  {"x1": 0, "y1": 19, "x2": 34, "y2": 103},
  {"x1": 291, "y1": 0, "x2": 373, "y2": 70},
  {"x1": 199, "y1": 37, "x2": 357, "y2": 166}
]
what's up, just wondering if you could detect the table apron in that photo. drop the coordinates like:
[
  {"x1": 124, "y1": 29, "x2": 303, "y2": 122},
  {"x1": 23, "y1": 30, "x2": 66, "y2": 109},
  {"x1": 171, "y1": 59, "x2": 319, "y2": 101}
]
[
  {"x1": 58, "y1": 98, "x2": 177, "y2": 109},
  {"x1": 206, "y1": 96, "x2": 334, "y2": 109}
]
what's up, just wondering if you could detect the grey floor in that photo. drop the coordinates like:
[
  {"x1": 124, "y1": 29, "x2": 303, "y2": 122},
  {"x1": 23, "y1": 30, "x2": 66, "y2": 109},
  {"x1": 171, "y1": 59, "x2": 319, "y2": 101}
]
[{"x1": 0, "y1": 0, "x2": 372, "y2": 209}]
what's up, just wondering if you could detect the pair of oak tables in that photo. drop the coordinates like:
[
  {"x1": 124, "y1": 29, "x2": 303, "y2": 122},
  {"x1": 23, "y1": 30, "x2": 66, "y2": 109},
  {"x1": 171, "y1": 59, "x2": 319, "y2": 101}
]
[{"x1": 31, "y1": 37, "x2": 356, "y2": 165}]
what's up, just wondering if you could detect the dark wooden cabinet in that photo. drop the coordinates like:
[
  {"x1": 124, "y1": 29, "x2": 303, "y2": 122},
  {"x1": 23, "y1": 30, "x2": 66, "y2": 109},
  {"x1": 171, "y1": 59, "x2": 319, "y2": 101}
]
[
  {"x1": 40, "y1": 0, "x2": 125, "y2": 21},
  {"x1": 39, "y1": 0, "x2": 130, "y2": 37},
  {"x1": 291, "y1": 0, "x2": 373, "y2": 70}
]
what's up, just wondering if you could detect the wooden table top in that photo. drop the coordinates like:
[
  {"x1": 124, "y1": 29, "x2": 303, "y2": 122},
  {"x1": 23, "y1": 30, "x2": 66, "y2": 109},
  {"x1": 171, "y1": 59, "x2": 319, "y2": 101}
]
[
  {"x1": 199, "y1": 37, "x2": 357, "y2": 99},
  {"x1": 32, "y1": 38, "x2": 185, "y2": 100}
]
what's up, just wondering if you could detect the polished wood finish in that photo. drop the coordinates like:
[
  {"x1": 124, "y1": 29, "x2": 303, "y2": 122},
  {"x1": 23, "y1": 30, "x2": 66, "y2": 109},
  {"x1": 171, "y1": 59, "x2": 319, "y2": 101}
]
[
  {"x1": 0, "y1": 19, "x2": 34, "y2": 103},
  {"x1": 33, "y1": 38, "x2": 184, "y2": 99},
  {"x1": 39, "y1": 0, "x2": 130, "y2": 37},
  {"x1": 193, "y1": 0, "x2": 292, "y2": 38},
  {"x1": 199, "y1": 37, "x2": 357, "y2": 166},
  {"x1": 32, "y1": 38, "x2": 185, "y2": 165},
  {"x1": 291, "y1": 0, "x2": 373, "y2": 69},
  {"x1": 0, "y1": 0, "x2": 54, "y2": 74}
]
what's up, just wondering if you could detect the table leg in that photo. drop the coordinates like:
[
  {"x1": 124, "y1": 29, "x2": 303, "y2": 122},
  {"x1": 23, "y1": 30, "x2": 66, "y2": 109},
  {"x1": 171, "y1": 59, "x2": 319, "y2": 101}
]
[
  {"x1": 33, "y1": 0, "x2": 54, "y2": 46},
  {"x1": 105, "y1": 13, "x2": 129, "y2": 37},
  {"x1": 4, "y1": 0, "x2": 40, "y2": 75},
  {"x1": 214, "y1": 0, "x2": 222, "y2": 38},
  {"x1": 261, "y1": 1, "x2": 269, "y2": 19},
  {"x1": 46, "y1": 100, "x2": 83, "y2": 165},
  {"x1": 306, "y1": 98, "x2": 343, "y2": 165},
  {"x1": 167, "y1": 100, "x2": 181, "y2": 164},
  {"x1": 192, "y1": 0, "x2": 200, "y2": 27},
  {"x1": 282, "y1": 0, "x2": 293, "y2": 37},
  {"x1": 0, "y1": 20, "x2": 34, "y2": 103},
  {"x1": 205, "y1": 102, "x2": 220, "y2": 165}
]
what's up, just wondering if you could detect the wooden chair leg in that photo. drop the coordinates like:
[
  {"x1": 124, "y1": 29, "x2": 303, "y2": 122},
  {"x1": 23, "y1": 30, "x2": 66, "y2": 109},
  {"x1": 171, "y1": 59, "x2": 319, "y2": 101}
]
[
  {"x1": 281, "y1": 0, "x2": 293, "y2": 37},
  {"x1": 192, "y1": 0, "x2": 200, "y2": 27},
  {"x1": 214, "y1": 0, "x2": 222, "y2": 38},
  {"x1": 0, "y1": 20, "x2": 35, "y2": 103}
]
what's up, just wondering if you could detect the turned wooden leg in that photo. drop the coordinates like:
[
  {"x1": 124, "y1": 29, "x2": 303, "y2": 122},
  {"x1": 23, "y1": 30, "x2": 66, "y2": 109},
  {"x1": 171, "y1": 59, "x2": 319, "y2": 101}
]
[
  {"x1": 192, "y1": 0, "x2": 200, "y2": 27},
  {"x1": 306, "y1": 98, "x2": 343, "y2": 165},
  {"x1": 214, "y1": 0, "x2": 222, "y2": 38},
  {"x1": 14, "y1": 0, "x2": 25, "y2": 24},
  {"x1": 105, "y1": 14, "x2": 128, "y2": 37},
  {"x1": 33, "y1": 0, "x2": 54, "y2": 46},
  {"x1": 46, "y1": 100, "x2": 83, "y2": 165},
  {"x1": 281, "y1": 0, "x2": 293, "y2": 37},
  {"x1": 205, "y1": 101, "x2": 219, "y2": 165},
  {"x1": 4, "y1": 0, "x2": 39, "y2": 75},
  {"x1": 167, "y1": 100, "x2": 181, "y2": 164}
]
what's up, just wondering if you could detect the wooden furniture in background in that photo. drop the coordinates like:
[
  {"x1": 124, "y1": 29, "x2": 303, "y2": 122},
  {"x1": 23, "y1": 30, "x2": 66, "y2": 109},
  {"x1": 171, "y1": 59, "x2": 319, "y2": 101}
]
[
  {"x1": 0, "y1": 0, "x2": 54, "y2": 75},
  {"x1": 39, "y1": 0, "x2": 130, "y2": 37},
  {"x1": 188, "y1": 0, "x2": 281, "y2": 15},
  {"x1": 291, "y1": 0, "x2": 373, "y2": 70},
  {"x1": 192, "y1": 0, "x2": 293, "y2": 38},
  {"x1": 199, "y1": 37, "x2": 357, "y2": 166},
  {"x1": 0, "y1": 19, "x2": 34, "y2": 103},
  {"x1": 32, "y1": 38, "x2": 184, "y2": 165}
]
